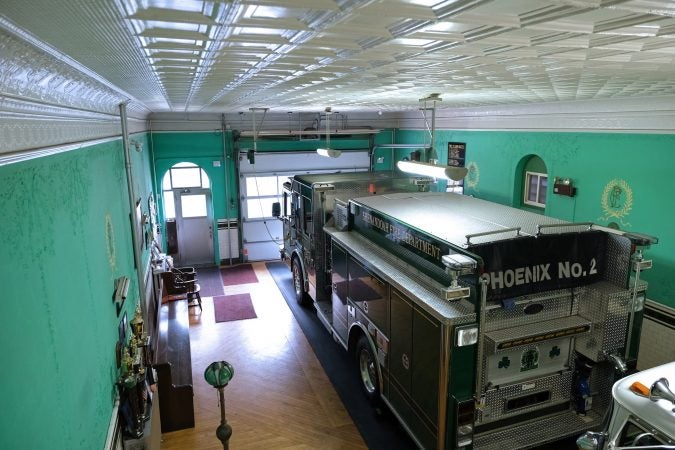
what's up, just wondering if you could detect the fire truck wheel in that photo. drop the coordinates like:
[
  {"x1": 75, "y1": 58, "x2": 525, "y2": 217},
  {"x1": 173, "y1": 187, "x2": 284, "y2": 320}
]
[
  {"x1": 356, "y1": 335, "x2": 380, "y2": 403},
  {"x1": 292, "y1": 258, "x2": 309, "y2": 305}
]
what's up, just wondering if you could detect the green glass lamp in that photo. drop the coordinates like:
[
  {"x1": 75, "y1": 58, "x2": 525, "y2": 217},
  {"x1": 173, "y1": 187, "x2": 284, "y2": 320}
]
[
  {"x1": 204, "y1": 361, "x2": 234, "y2": 449},
  {"x1": 204, "y1": 361, "x2": 234, "y2": 388}
]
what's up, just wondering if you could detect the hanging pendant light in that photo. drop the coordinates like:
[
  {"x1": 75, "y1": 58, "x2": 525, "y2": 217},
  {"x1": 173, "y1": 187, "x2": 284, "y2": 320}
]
[{"x1": 316, "y1": 107, "x2": 341, "y2": 158}]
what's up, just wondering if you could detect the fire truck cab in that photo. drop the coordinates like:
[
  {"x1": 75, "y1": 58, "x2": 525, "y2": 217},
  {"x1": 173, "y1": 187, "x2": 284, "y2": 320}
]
[{"x1": 577, "y1": 361, "x2": 675, "y2": 450}]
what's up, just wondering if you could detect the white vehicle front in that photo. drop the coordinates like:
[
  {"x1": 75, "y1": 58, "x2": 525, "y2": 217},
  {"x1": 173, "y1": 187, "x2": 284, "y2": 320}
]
[{"x1": 577, "y1": 361, "x2": 675, "y2": 449}]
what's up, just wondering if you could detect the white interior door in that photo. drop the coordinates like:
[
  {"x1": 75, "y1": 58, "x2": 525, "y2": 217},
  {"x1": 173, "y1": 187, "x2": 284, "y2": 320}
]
[
  {"x1": 174, "y1": 188, "x2": 214, "y2": 266},
  {"x1": 239, "y1": 150, "x2": 370, "y2": 261}
]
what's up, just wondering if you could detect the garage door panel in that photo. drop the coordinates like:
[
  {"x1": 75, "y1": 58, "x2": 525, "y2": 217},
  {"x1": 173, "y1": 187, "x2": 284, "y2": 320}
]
[
  {"x1": 242, "y1": 220, "x2": 282, "y2": 243},
  {"x1": 239, "y1": 150, "x2": 369, "y2": 261},
  {"x1": 239, "y1": 151, "x2": 369, "y2": 173},
  {"x1": 245, "y1": 241, "x2": 283, "y2": 261}
]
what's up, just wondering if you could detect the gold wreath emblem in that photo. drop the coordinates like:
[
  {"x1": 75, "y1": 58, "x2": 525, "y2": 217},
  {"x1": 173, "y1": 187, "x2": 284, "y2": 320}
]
[
  {"x1": 466, "y1": 161, "x2": 479, "y2": 189},
  {"x1": 601, "y1": 178, "x2": 633, "y2": 220}
]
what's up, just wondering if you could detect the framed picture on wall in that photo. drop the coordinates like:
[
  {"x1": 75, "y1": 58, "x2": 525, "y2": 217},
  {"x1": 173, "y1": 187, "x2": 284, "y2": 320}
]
[
  {"x1": 447, "y1": 142, "x2": 466, "y2": 194},
  {"x1": 447, "y1": 142, "x2": 466, "y2": 166}
]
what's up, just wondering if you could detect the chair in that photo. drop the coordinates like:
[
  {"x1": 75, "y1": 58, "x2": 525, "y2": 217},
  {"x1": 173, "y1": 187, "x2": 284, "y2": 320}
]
[{"x1": 162, "y1": 267, "x2": 202, "y2": 311}]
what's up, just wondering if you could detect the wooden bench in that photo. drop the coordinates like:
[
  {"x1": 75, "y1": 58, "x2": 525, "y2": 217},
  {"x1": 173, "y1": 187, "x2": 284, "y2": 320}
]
[{"x1": 153, "y1": 299, "x2": 195, "y2": 432}]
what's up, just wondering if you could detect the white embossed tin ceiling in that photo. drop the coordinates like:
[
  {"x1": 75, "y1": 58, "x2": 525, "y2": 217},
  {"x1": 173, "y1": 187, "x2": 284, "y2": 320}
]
[{"x1": 2, "y1": 0, "x2": 675, "y2": 113}]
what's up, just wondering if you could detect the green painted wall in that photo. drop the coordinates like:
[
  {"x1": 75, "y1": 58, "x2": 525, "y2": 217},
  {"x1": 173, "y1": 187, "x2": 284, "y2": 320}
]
[
  {"x1": 151, "y1": 131, "x2": 234, "y2": 265},
  {"x1": 0, "y1": 134, "x2": 153, "y2": 449},
  {"x1": 391, "y1": 129, "x2": 674, "y2": 307}
]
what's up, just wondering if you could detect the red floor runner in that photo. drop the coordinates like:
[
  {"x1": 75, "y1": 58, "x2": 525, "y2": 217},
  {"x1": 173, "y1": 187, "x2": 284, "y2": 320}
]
[
  {"x1": 213, "y1": 293, "x2": 257, "y2": 323},
  {"x1": 220, "y1": 264, "x2": 258, "y2": 286}
]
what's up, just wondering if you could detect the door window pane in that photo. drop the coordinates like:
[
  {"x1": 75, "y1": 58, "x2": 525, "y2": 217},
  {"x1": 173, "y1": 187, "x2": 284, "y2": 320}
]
[
  {"x1": 181, "y1": 194, "x2": 207, "y2": 218},
  {"x1": 538, "y1": 177, "x2": 547, "y2": 204},
  {"x1": 162, "y1": 172, "x2": 172, "y2": 190},
  {"x1": 163, "y1": 191, "x2": 175, "y2": 219},
  {"x1": 171, "y1": 167, "x2": 202, "y2": 188},
  {"x1": 528, "y1": 175, "x2": 538, "y2": 202}
]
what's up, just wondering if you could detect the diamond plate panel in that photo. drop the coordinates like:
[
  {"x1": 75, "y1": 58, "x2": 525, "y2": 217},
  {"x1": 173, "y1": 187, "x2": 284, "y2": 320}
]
[
  {"x1": 475, "y1": 408, "x2": 604, "y2": 450},
  {"x1": 576, "y1": 281, "x2": 637, "y2": 362},
  {"x1": 483, "y1": 288, "x2": 580, "y2": 332},
  {"x1": 334, "y1": 200, "x2": 348, "y2": 231},
  {"x1": 603, "y1": 233, "x2": 632, "y2": 286},
  {"x1": 477, "y1": 370, "x2": 574, "y2": 425}
]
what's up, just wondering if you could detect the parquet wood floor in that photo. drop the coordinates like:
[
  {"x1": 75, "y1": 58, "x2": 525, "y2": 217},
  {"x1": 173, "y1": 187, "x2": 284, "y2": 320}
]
[{"x1": 160, "y1": 262, "x2": 367, "y2": 450}]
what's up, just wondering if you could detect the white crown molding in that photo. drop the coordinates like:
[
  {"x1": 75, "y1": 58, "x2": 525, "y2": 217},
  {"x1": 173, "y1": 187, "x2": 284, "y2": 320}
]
[
  {"x1": 150, "y1": 99, "x2": 675, "y2": 134},
  {"x1": 0, "y1": 122, "x2": 148, "y2": 167},
  {"x1": 0, "y1": 19, "x2": 149, "y2": 117},
  {"x1": 0, "y1": 95, "x2": 148, "y2": 156},
  {"x1": 396, "y1": 97, "x2": 675, "y2": 133},
  {"x1": 0, "y1": 20, "x2": 150, "y2": 156}
]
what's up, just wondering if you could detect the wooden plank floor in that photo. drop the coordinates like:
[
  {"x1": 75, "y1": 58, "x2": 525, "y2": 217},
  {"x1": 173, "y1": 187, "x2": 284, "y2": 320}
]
[{"x1": 160, "y1": 262, "x2": 367, "y2": 450}]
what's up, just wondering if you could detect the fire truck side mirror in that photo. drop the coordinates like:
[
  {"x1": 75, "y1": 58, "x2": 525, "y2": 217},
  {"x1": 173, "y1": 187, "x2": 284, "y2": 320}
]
[
  {"x1": 576, "y1": 431, "x2": 605, "y2": 450},
  {"x1": 272, "y1": 202, "x2": 281, "y2": 218}
]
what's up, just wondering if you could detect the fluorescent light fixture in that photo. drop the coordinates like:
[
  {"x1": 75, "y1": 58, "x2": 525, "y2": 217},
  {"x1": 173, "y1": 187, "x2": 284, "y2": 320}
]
[
  {"x1": 317, "y1": 148, "x2": 342, "y2": 158},
  {"x1": 397, "y1": 160, "x2": 467, "y2": 181}
]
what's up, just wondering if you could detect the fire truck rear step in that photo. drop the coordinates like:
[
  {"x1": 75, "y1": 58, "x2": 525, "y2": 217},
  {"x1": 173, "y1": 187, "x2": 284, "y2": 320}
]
[
  {"x1": 485, "y1": 315, "x2": 592, "y2": 352},
  {"x1": 474, "y1": 409, "x2": 602, "y2": 449}
]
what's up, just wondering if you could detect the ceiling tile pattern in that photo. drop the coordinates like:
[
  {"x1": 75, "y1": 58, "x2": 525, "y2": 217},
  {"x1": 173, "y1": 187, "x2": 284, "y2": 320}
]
[{"x1": 2, "y1": 0, "x2": 675, "y2": 113}]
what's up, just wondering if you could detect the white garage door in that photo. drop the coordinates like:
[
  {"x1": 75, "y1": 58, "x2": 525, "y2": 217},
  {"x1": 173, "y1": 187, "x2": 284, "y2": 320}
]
[{"x1": 239, "y1": 150, "x2": 370, "y2": 261}]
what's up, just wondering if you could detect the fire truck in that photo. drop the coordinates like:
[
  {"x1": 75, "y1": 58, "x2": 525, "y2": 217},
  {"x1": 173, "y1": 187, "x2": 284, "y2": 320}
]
[{"x1": 273, "y1": 171, "x2": 657, "y2": 449}]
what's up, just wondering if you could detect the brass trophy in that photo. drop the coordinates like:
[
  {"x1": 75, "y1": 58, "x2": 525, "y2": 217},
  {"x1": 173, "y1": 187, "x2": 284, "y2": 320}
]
[
  {"x1": 120, "y1": 303, "x2": 151, "y2": 439},
  {"x1": 130, "y1": 304, "x2": 150, "y2": 378},
  {"x1": 131, "y1": 304, "x2": 151, "y2": 425}
]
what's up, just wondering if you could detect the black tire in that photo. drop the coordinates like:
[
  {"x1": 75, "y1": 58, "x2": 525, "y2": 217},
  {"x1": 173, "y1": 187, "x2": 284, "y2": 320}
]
[
  {"x1": 292, "y1": 258, "x2": 309, "y2": 306},
  {"x1": 356, "y1": 334, "x2": 380, "y2": 403}
]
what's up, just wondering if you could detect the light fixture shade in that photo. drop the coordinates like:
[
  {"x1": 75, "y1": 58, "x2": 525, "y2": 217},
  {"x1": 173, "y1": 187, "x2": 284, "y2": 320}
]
[
  {"x1": 397, "y1": 160, "x2": 468, "y2": 181},
  {"x1": 204, "y1": 361, "x2": 235, "y2": 388},
  {"x1": 317, "y1": 148, "x2": 342, "y2": 158}
]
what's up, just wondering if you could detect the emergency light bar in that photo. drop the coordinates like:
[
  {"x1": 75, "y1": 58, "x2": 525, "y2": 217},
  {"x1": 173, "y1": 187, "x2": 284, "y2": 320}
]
[{"x1": 442, "y1": 253, "x2": 477, "y2": 300}]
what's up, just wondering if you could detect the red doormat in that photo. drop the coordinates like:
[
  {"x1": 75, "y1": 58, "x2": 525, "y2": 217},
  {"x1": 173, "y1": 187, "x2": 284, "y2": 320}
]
[
  {"x1": 213, "y1": 294, "x2": 257, "y2": 323},
  {"x1": 220, "y1": 264, "x2": 258, "y2": 286}
]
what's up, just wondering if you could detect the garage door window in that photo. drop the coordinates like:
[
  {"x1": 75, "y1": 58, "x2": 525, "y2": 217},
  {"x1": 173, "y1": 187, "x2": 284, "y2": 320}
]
[{"x1": 244, "y1": 175, "x2": 287, "y2": 219}]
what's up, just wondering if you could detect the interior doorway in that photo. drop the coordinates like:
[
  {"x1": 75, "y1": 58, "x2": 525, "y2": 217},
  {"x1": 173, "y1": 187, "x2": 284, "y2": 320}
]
[{"x1": 162, "y1": 162, "x2": 214, "y2": 266}]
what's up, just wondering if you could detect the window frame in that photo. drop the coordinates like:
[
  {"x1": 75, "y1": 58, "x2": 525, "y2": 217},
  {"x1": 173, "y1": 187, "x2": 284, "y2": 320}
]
[
  {"x1": 524, "y1": 171, "x2": 548, "y2": 208},
  {"x1": 617, "y1": 417, "x2": 668, "y2": 446},
  {"x1": 161, "y1": 163, "x2": 210, "y2": 219}
]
